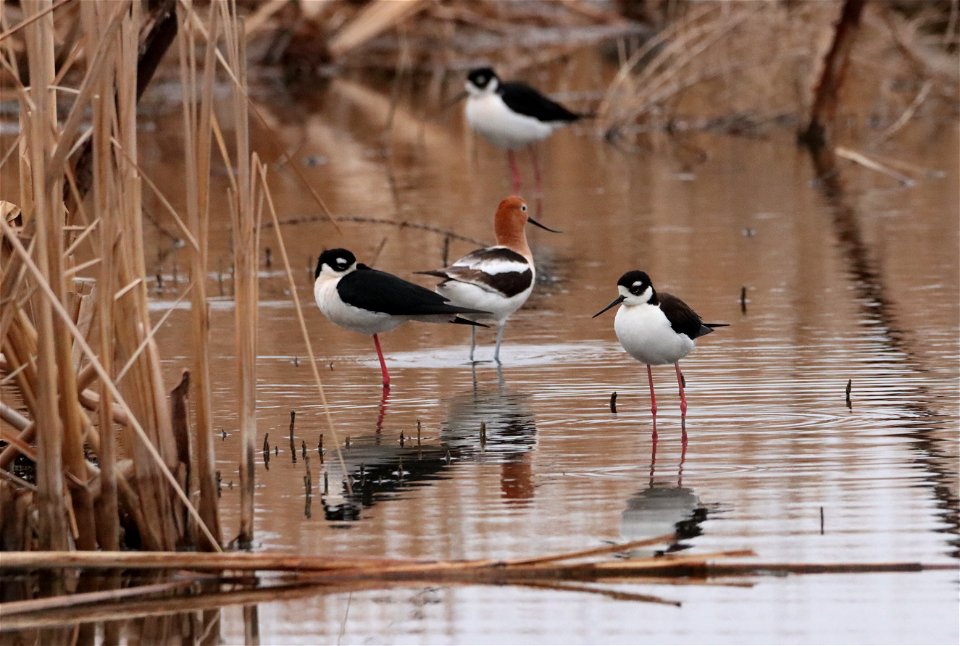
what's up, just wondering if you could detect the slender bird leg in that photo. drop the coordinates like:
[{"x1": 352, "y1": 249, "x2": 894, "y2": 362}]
[
  {"x1": 507, "y1": 150, "x2": 522, "y2": 192},
  {"x1": 648, "y1": 431, "x2": 658, "y2": 485},
  {"x1": 375, "y1": 387, "x2": 390, "y2": 436},
  {"x1": 529, "y1": 145, "x2": 542, "y2": 195},
  {"x1": 675, "y1": 362, "x2": 686, "y2": 417},
  {"x1": 646, "y1": 364, "x2": 657, "y2": 416},
  {"x1": 680, "y1": 415, "x2": 688, "y2": 452},
  {"x1": 493, "y1": 323, "x2": 507, "y2": 364},
  {"x1": 469, "y1": 325, "x2": 477, "y2": 363},
  {"x1": 372, "y1": 334, "x2": 390, "y2": 389}
]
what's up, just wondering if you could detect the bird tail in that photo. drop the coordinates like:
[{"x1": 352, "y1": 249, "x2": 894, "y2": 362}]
[
  {"x1": 700, "y1": 322, "x2": 729, "y2": 336},
  {"x1": 453, "y1": 316, "x2": 488, "y2": 327}
]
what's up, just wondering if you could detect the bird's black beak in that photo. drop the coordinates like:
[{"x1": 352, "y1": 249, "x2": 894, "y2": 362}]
[
  {"x1": 527, "y1": 216, "x2": 562, "y2": 233},
  {"x1": 439, "y1": 90, "x2": 468, "y2": 113},
  {"x1": 592, "y1": 295, "x2": 625, "y2": 318}
]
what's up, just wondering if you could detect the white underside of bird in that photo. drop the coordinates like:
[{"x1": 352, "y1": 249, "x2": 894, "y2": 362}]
[
  {"x1": 435, "y1": 254, "x2": 534, "y2": 324},
  {"x1": 466, "y1": 94, "x2": 556, "y2": 150},
  {"x1": 614, "y1": 304, "x2": 696, "y2": 366},
  {"x1": 313, "y1": 277, "x2": 405, "y2": 335}
]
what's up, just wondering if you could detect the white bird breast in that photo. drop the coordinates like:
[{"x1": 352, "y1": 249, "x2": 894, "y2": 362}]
[
  {"x1": 614, "y1": 304, "x2": 696, "y2": 365},
  {"x1": 465, "y1": 94, "x2": 557, "y2": 150},
  {"x1": 314, "y1": 276, "x2": 405, "y2": 336},
  {"x1": 438, "y1": 279, "x2": 532, "y2": 324}
]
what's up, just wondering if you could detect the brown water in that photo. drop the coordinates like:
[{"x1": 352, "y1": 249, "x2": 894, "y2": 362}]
[{"x1": 132, "y1": 62, "x2": 958, "y2": 643}]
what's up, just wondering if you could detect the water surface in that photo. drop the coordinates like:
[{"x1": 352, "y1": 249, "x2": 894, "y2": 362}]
[{"x1": 134, "y1": 60, "x2": 960, "y2": 644}]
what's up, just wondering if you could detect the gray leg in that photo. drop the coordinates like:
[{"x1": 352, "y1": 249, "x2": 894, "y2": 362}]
[
  {"x1": 469, "y1": 325, "x2": 477, "y2": 362},
  {"x1": 493, "y1": 323, "x2": 506, "y2": 364}
]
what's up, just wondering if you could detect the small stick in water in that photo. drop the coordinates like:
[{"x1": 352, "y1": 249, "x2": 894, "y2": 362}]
[
  {"x1": 399, "y1": 430, "x2": 405, "y2": 447},
  {"x1": 740, "y1": 286, "x2": 748, "y2": 314},
  {"x1": 480, "y1": 421, "x2": 487, "y2": 448},
  {"x1": 845, "y1": 379, "x2": 852, "y2": 408},
  {"x1": 610, "y1": 392, "x2": 618, "y2": 413},
  {"x1": 417, "y1": 419, "x2": 422, "y2": 446},
  {"x1": 301, "y1": 439, "x2": 307, "y2": 459},
  {"x1": 820, "y1": 506, "x2": 825, "y2": 534},
  {"x1": 289, "y1": 411, "x2": 297, "y2": 463},
  {"x1": 262, "y1": 433, "x2": 269, "y2": 454}
]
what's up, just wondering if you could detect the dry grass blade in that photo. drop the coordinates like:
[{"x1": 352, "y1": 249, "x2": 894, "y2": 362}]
[
  {"x1": 257, "y1": 165, "x2": 352, "y2": 495},
  {"x1": 505, "y1": 532, "x2": 676, "y2": 566},
  {"x1": 0, "y1": 0, "x2": 73, "y2": 44}
]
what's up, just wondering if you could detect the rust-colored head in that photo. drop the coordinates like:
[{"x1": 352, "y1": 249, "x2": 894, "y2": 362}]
[{"x1": 492, "y1": 196, "x2": 559, "y2": 257}]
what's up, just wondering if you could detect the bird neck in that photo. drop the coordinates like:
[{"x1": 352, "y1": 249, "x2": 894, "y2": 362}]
[{"x1": 494, "y1": 226, "x2": 532, "y2": 261}]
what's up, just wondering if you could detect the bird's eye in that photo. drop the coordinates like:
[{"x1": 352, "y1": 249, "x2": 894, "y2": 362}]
[{"x1": 521, "y1": 204, "x2": 527, "y2": 212}]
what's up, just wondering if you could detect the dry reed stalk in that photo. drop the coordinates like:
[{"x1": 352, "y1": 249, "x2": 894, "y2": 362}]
[
  {"x1": 257, "y1": 165, "x2": 353, "y2": 496},
  {"x1": 122, "y1": 0, "x2": 186, "y2": 550},
  {"x1": 327, "y1": 0, "x2": 430, "y2": 60},
  {"x1": 217, "y1": 0, "x2": 258, "y2": 546},
  {"x1": 0, "y1": 578, "x2": 199, "y2": 617},
  {"x1": 22, "y1": 0, "x2": 70, "y2": 552},
  {"x1": 83, "y1": 0, "x2": 117, "y2": 553},
  {"x1": 180, "y1": 8, "x2": 339, "y2": 229},
  {"x1": 176, "y1": 0, "x2": 221, "y2": 551}
]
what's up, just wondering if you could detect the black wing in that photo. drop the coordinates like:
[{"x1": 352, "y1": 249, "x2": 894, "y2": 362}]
[
  {"x1": 660, "y1": 292, "x2": 714, "y2": 340},
  {"x1": 337, "y1": 266, "x2": 484, "y2": 316},
  {"x1": 499, "y1": 82, "x2": 581, "y2": 123}
]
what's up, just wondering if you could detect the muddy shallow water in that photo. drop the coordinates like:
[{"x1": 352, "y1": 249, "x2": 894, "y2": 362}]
[{"x1": 130, "y1": 61, "x2": 960, "y2": 644}]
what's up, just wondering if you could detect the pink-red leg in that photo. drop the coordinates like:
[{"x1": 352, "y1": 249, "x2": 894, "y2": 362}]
[
  {"x1": 648, "y1": 431, "x2": 658, "y2": 483},
  {"x1": 678, "y1": 423, "x2": 687, "y2": 484},
  {"x1": 507, "y1": 150, "x2": 522, "y2": 192},
  {"x1": 373, "y1": 334, "x2": 390, "y2": 389},
  {"x1": 675, "y1": 362, "x2": 686, "y2": 417},
  {"x1": 646, "y1": 364, "x2": 657, "y2": 416}
]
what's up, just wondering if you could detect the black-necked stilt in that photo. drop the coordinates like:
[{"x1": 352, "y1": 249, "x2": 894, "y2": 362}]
[
  {"x1": 464, "y1": 66, "x2": 587, "y2": 192},
  {"x1": 314, "y1": 248, "x2": 488, "y2": 388},
  {"x1": 418, "y1": 196, "x2": 559, "y2": 364},
  {"x1": 593, "y1": 270, "x2": 726, "y2": 425}
]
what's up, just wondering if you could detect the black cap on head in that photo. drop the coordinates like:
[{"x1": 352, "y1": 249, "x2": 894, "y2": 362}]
[
  {"x1": 467, "y1": 66, "x2": 498, "y2": 90},
  {"x1": 316, "y1": 248, "x2": 356, "y2": 278},
  {"x1": 617, "y1": 270, "x2": 653, "y2": 296}
]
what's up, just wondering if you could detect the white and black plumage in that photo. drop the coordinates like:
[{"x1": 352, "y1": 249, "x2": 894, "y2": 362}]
[
  {"x1": 464, "y1": 66, "x2": 586, "y2": 191},
  {"x1": 593, "y1": 270, "x2": 726, "y2": 423},
  {"x1": 314, "y1": 248, "x2": 488, "y2": 388},
  {"x1": 418, "y1": 196, "x2": 559, "y2": 364}
]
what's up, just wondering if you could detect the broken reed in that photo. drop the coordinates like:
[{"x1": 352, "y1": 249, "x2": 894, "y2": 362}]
[{"x1": 0, "y1": 0, "x2": 261, "y2": 553}]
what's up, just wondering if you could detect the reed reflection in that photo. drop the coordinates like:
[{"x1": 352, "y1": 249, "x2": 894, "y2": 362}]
[
  {"x1": 321, "y1": 367, "x2": 537, "y2": 520},
  {"x1": 620, "y1": 428, "x2": 708, "y2": 555}
]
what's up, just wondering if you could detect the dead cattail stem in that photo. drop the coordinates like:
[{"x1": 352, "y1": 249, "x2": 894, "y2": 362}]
[
  {"x1": 176, "y1": 0, "x2": 221, "y2": 551},
  {"x1": 257, "y1": 165, "x2": 352, "y2": 496},
  {"x1": 0, "y1": 578, "x2": 199, "y2": 618},
  {"x1": 22, "y1": 0, "x2": 70, "y2": 552},
  {"x1": 217, "y1": 2, "x2": 258, "y2": 546}
]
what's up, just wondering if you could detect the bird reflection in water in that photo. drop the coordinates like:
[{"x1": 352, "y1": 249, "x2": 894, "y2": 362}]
[
  {"x1": 322, "y1": 366, "x2": 537, "y2": 520},
  {"x1": 620, "y1": 422, "x2": 709, "y2": 556}
]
